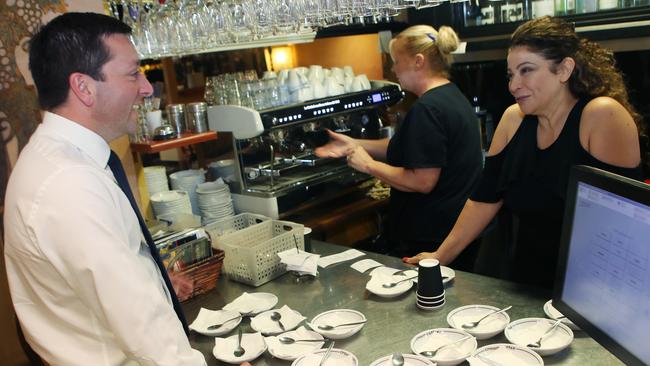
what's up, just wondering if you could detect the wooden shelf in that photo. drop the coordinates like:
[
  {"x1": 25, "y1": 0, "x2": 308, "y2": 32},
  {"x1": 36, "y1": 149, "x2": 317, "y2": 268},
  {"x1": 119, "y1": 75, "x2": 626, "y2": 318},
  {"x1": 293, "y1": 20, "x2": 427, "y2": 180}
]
[{"x1": 130, "y1": 131, "x2": 217, "y2": 154}]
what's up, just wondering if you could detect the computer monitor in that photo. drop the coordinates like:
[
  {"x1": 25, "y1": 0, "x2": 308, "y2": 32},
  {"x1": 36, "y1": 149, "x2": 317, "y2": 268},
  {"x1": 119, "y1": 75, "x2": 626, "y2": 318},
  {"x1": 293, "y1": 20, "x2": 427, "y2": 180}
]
[{"x1": 553, "y1": 165, "x2": 650, "y2": 366}]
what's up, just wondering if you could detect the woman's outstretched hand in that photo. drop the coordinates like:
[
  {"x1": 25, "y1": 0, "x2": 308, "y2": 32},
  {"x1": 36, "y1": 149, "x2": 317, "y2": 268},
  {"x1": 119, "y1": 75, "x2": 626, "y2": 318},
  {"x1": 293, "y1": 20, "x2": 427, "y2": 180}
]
[
  {"x1": 314, "y1": 129, "x2": 356, "y2": 158},
  {"x1": 403, "y1": 251, "x2": 438, "y2": 264}
]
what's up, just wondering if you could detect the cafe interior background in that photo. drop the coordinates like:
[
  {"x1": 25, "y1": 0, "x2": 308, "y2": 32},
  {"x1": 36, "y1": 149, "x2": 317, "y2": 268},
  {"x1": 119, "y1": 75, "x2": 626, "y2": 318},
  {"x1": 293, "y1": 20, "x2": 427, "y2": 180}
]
[{"x1": 0, "y1": 0, "x2": 649, "y2": 364}]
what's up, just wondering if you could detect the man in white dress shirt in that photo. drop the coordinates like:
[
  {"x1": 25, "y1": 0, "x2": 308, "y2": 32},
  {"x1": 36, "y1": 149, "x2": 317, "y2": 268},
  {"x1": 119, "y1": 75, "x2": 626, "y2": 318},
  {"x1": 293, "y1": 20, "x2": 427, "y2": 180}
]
[{"x1": 3, "y1": 12, "x2": 237, "y2": 366}]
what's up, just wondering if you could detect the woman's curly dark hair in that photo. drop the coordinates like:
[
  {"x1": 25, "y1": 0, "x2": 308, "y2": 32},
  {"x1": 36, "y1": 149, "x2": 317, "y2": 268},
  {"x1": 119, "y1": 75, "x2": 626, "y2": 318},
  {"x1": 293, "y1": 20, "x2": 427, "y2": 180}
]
[{"x1": 511, "y1": 16, "x2": 648, "y2": 172}]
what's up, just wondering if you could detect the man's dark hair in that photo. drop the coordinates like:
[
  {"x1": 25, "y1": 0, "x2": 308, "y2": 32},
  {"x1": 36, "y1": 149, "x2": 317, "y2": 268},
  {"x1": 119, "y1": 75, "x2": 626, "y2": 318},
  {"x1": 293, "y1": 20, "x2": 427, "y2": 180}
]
[{"x1": 28, "y1": 12, "x2": 131, "y2": 110}]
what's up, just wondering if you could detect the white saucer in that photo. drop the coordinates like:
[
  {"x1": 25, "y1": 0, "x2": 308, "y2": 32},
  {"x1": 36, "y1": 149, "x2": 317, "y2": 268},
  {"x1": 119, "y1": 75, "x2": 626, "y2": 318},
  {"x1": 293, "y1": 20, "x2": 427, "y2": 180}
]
[
  {"x1": 188, "y1": 308, "x2": 241, "y2": 336},
  {"x1": 308, "y1": 309, "x2": 366, "y2": 340},
  {"x1": 213, "y1": 331, "x2": 267, "y2": 364},
  {"x1": 447, "y1": 305, "x2": 510, "y2": 340},
  {"x1": 264, "y1": 326, "x2": 325, "y2": 361},
  {"x1": 543, "y1": 300, "x2": 580, "y2": 330},
  {"x1": 366, "y1": 272, "x2": 415, "y2": 298},
  {"x1": 410, "y1": 328, "x2": 477, "y2": 366},
  {"x1": 291, "y1": 348, "x2": 358, "y2": 366},
  {"x1": 222, "y1": 292, "x2": 279, "y2": 315},
  {"x1": 370, "y1": 353, "x2": 435, "y2": 366},
  {"x1": 505, "y1": 317, "x2": 574, "y2": 356},
  {"x1": 468, "y1": 343, "x2": 543, "y2": 366}
]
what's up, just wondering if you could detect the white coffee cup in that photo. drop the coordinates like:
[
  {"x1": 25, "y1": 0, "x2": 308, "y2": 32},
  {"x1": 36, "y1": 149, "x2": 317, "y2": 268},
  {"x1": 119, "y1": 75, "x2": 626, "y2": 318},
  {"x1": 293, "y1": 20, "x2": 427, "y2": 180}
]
[
  {"x1": 287, "y1": 69, "x2": 302, "y2": 93},
  {"x1": 356, "y1": 74, "x2": 371, "y2": 90},
  {"x1": 145, "y1": 110, "x2": 163, "y2": 135},
  {"x1": 325, "y1": 76, "x2": 345, "y2": 96},
  {"x1": 330, "y1": 67, "x2": 344, "y2": 83},
  {"x1": 309, "y1": 65, "x2": 324, "y2": 83},
  {"x1": 343, "y1": 65, "x2": 354, "y2": 78},
  {"x1": 312, "y1": 80, "x2": 327, "y2": 99},
  {"x1": 344, "y1": 74, "x2": 354, "y2": 93}
]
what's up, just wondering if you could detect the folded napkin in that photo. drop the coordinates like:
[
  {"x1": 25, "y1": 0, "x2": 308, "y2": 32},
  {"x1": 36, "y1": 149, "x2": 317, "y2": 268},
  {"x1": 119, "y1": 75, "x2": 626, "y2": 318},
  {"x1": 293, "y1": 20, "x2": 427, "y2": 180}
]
[
  {"x1": 251, "y1": 305, "x2": 306, "y2": 334},
  {"x1": 317, "y1": 249, "x2": 365, "y2": 268},
  {"x1": 223, "y1": 292, "x2": 277, "y2": 315},
  {"x1": 189, "y1": 308, "x2": 240, "y2": 336},
  {"x1": 467, "y1": 346, "x2": 528, "y2": 366},
  {"x1": 213, "y1": 331, "x2": 266, "y2": 364},
  {"x1": 277, "y1": 249, "x2": 320, "y2": 276},
  {"x1": 265, "y1": 326, "x2": 324, "y2": 360},
  {"x1": 350, "y1": 259, "x2": 383, "y2": 273}
]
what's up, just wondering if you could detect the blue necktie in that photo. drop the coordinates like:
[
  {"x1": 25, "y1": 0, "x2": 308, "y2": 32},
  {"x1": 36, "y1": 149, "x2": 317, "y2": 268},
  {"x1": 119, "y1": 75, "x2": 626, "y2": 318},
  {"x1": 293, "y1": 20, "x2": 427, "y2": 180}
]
[{"x1": 107, "y1": 150, "x2": 189, "y2": 336}]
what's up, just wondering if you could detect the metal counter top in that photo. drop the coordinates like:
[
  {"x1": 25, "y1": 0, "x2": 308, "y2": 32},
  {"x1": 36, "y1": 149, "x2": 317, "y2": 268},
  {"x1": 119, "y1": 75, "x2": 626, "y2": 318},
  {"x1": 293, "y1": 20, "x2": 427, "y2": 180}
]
[{"x1": 182, "y1": 241, "x2": 623, "y2": 365}]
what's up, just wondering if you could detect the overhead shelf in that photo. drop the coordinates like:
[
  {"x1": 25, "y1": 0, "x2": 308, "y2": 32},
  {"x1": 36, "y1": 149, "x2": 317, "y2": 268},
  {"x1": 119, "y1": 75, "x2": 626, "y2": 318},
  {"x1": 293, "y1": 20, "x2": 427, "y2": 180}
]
[{"x1": 130, "y1": 131, "x2": 217, "y2": 154}]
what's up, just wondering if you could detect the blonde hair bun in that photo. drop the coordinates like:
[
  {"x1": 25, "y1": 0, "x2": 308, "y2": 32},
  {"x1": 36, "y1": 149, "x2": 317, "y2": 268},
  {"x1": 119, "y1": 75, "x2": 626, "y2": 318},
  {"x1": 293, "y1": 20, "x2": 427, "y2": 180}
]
[{"x1": 436, "y1": 26, "x2": 460, "y2": 55}]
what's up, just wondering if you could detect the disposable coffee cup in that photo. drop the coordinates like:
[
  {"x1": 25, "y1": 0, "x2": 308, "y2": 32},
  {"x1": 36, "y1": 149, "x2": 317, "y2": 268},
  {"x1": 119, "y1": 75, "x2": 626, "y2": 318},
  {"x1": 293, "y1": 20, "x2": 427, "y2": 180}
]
[
  {"x1": 417, "y1": 290, "x2": 445, "y2": 301},
  {"x1": 417, "y1": 258, "x2": 444, "y2": 298},
  {"x1": 416, "y1": 299, "x2": 445, "y2": 311},
  {"x1": 417, "y1": 296, "x2": 445, "y2": 307},
  {"x1": 303, "y1": 227, "x2": 313, "y2": 252}
]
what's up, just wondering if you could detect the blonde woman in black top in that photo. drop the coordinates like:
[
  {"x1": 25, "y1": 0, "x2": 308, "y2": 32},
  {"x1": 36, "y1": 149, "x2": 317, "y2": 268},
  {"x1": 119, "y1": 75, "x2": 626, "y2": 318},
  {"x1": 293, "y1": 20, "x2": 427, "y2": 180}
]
[
  {"x1": 405, "y1": 16, "x2": 644, "y2": 288},
  {"x1": 316, "y1": 25, "x2": 483, "y2": 269}
]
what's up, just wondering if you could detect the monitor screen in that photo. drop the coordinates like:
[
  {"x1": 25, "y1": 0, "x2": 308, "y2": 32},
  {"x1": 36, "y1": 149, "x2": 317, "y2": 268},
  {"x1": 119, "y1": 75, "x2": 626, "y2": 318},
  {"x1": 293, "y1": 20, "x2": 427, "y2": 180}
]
[{"x1": 553, "y1": 166, "x2": 650, "y2": 366}]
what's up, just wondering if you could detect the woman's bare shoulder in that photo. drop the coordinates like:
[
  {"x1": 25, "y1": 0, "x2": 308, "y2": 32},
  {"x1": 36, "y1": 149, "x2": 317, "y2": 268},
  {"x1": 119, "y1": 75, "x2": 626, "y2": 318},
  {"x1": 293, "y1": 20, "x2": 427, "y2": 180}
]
[{"x1": 486, "y1": 104, "x2": 525, "y2": 156}]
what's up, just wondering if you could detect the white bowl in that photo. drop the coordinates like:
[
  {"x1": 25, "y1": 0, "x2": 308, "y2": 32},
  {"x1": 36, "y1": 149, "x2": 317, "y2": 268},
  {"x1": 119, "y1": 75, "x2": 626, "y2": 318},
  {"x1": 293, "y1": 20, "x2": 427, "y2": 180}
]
[
  {"x1": 291, "y1": 348, "x2": 358, "y2": 366},
  {"x1": 447, "y1": 304, "x2": 510, "y2": 340},
  {"x1": 504, "y1": 317, "x2": 574, "y2": 356},
  {"x1": 366, "y1": 273, "x2": 415, "y2": 298},
  {"x1": 469, "y1": 343, "x2": 543, "y2": 366},
  {"x1": 308, "y1": 309, "x2": 366, "y2": 340},
  {"x1": 410, "y1": 328, "x2": 477, "y2": 366},
  {"x1": 370, "y1": 353, "x2": 435, "y2": 366},
  {"x1": 543, "y1": 300, "x2": 580, "y2": 330}
]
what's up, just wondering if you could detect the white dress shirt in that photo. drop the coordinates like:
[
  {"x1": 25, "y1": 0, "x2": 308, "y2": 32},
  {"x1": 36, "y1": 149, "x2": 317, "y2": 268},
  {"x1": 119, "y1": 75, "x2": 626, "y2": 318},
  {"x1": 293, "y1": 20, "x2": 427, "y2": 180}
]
[{"x1": 4, "y1": 112, "x2": 206, "y2": 366}]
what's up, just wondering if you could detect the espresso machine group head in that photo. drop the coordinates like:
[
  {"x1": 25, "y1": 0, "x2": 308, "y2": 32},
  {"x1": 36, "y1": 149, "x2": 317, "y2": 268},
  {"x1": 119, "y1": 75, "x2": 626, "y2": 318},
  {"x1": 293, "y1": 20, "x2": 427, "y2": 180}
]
[{"x1": 207, "y1": 80, "x2": 403, "y2": 218}]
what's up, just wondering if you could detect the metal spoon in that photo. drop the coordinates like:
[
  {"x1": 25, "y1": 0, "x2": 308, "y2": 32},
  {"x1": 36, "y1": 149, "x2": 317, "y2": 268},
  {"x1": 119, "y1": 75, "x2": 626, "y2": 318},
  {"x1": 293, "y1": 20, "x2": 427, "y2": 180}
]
[
  {"x1": 319, "y1": 341, "x2": 335, "y2": 366},
  {"x1": 317, "y1": 319, "x2": 367, "y2": 330},
  {"x1": 206, "y1": 314, "x2": 241, "y2": 330},
  {"x1": 278, "y1": 336, "x2": 325, "y2": 344},
  {"x1": 462, "y1": 305, "x2": 512, "y2": 329},
  {"x1": 527, "y1": 319, "x2": 563, "y2": 348},
  {"x1": 382, "y1": 275, "x2": 418, "y2": 288},
  {"x1": 419, "y1": 335, "x2": 472, "y2": 358},
  {"x1": 233, "y1": 327, "x2": 245, "y2": 357},
  {"x1": 390, "y1": 352, "x2": 405, "y2": 366},
  {"x1": 270, "y1": 311, "x2": 285, "y2": 331}
]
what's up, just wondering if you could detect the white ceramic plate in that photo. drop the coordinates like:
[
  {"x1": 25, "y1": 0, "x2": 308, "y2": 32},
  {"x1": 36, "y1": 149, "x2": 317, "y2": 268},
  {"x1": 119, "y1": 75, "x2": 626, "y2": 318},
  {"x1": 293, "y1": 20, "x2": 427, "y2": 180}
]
[
  {"x1": 469, "y1": 343, "x2": 543, "y2": 366},
  {"x1": 188, "y1": 308, "x2": 241, "y2": 336},
  {"x1": 222, "y1": 292, "x2": 279, "y2": 315},
  {"x1": 264, "y1": 326, "x2": 325, "y2": 361},
  {"x1": 366, "y1": 273, "x2": 415, "y2": 298},
  {"x1": 213, "y1": 331, "x2": 267, "y2": 364},
  {"x1": 291, "y1": 348, "x2": 358, "y2": 366},
  {"x1": 505, "y1": 317, "x2": 574, "y2": 356},
  {"x1": 370, "y1": 353, "x2": 436, "y2": 366},
  {"x1": 410, "y1": 328, "x2": 477, "y2": 366},
  {"x1": 308, "y1": 309, "x2": 366, "y2": 340},
  {"x1": 543, "y1": 300, "x2": 580, "y2": 330},
  {"x1": 447, "y1": 305, "x2": 510, "y2": 340},
  {"x1": 251, "y1": 308, "x2": 305, "y2": 335}
]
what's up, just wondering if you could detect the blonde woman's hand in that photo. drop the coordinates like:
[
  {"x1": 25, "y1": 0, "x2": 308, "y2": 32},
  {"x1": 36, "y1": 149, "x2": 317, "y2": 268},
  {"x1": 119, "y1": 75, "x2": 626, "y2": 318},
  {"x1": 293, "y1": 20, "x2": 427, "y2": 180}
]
[
  {"x1": 346, "y1": 145, "x2": 374, "y2": 174},
  {"x1": 314, "y1": 129, "x2": 356, "y2": 158},
  {"x1": 403, "y1": 251, "x2": 439, "y2": 264}
]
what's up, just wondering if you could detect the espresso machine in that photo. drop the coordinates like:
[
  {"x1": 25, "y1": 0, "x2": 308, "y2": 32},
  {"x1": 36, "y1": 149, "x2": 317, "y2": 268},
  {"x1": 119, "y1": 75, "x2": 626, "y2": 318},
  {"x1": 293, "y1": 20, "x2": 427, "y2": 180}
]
[{"x1": 207, "y1": 80, "x2": 403, "y2": 218}]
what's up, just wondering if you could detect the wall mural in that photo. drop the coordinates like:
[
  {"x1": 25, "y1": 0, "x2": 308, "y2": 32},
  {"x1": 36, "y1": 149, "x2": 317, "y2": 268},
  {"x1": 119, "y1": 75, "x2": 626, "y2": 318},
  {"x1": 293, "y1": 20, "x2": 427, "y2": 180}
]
[{"x1": 0, "y1": 0, "x2": 103, "y2": 225}]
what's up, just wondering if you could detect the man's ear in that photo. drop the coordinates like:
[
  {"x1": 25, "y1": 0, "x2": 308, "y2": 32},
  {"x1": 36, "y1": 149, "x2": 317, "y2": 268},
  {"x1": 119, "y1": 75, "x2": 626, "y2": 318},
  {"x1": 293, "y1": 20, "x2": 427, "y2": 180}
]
[
  {"x1": 68, "y1": 72, "x2": 96, "y2": 107},
  {"x1": 558, "y1": 57, "x2": 576, "y2": 83}
]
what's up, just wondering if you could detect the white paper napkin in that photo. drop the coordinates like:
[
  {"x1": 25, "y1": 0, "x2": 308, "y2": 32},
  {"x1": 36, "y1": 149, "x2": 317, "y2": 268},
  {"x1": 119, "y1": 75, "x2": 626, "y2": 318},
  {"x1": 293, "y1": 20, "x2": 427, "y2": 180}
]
[
  {"x1": 251, "y1": 305, "x2": 306, "y2": 334},
  {"x1": 213, "y1": 332, "x2": 266, "y2": 364},
  {"x1": 318, "y1": 249, "x2": 365, "y2": 268},
  {"x1": 277, "y1": 248, "x2": 320, "y2": 276},
  {"x1": 350, "y1": 259, "x2": 383, "y2": 273},
  {"x1": 223, "y1": 292, "x2": 277, "y2": 315}
]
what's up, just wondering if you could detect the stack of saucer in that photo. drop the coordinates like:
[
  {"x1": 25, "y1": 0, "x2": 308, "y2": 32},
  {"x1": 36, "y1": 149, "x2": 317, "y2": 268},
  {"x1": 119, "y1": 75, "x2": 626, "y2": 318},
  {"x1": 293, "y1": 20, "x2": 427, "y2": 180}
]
[
  {"x1": 150, "y1": 190, "x2": 193, "y2": 218},
  {"x1": 169, "y1": 169, "x2": 205, "y2": 215},
  {"x1": 416, "y1": 259, "x2": 445, "y2": 310},
  {"x1": 143, "y1": 165, "x2": 169, "y2": 196},
  {"x1": 196, "y1": 180, "x2": 235, "y2": 223}
]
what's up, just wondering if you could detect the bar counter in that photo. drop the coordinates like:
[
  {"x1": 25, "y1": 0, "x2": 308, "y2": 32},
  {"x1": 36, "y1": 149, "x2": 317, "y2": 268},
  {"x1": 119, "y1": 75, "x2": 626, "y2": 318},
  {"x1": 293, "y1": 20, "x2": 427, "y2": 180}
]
[{"x1": 182, "y1": 241, "x2": 623, "y2": 365}]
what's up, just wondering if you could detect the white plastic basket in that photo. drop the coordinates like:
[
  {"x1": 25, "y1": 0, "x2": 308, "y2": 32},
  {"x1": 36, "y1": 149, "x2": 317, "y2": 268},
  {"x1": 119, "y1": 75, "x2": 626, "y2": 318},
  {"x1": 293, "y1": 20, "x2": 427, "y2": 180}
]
[
  {"x1": 204, "y1": 214, "x2": 304, "y2": 286},
  {"x1": 203, "y1": 213, "x2": 270, "y2": 248}
]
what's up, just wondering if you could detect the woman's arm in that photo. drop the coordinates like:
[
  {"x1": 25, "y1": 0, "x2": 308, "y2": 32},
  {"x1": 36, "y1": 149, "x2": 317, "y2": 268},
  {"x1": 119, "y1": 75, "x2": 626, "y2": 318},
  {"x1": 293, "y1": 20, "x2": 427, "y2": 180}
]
[
  {"x1": 404, "y1": 199, "x2": 502, "y2": 264},
  {"x1": 314, "y1": 129, "x2": 390, "y2": 160},
  {"x1": 346, "y1": 145, "x2": 440, "y2": 193},
  {"x1": 580, "y1": 97, "x2": 641, "y2": 168}
]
